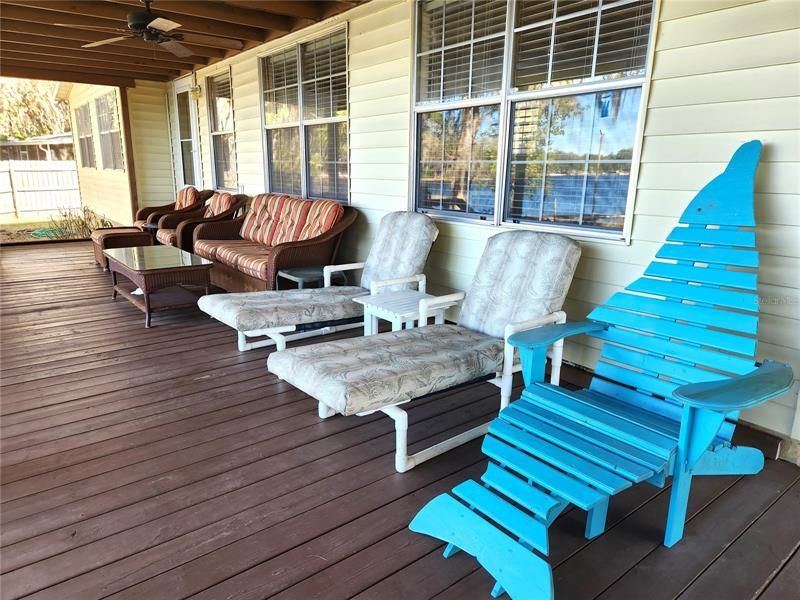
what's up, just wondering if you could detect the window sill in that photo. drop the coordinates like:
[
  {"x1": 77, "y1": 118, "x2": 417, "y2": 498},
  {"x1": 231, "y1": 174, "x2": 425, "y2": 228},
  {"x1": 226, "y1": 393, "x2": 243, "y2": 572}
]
[{"x1": 420, "y1": 210, "x2": 632, "y2": 246}]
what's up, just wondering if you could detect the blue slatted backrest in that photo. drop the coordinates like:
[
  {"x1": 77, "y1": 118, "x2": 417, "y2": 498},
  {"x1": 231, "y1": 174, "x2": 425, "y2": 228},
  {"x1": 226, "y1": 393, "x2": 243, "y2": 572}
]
[{"x1": 585, "y1": 141, "x2": 763, "y2": 438}]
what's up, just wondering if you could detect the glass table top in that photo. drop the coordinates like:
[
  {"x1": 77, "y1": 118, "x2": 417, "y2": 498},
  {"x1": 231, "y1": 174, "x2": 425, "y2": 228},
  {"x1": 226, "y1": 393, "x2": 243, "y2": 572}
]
[{"x1": 103, "y1": 246, "x2": 211, "y2": 271}]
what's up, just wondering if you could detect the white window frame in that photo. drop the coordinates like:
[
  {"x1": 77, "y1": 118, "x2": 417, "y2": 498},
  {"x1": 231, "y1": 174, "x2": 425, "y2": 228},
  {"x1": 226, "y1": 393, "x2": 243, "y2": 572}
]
[
  {"x1": 410, "y1": 0, "x2": 659, "y2": 242},
  {"x1": 171, "y1": 75, "x2": 202, "y2": 189},
  {"x1": 259, "y1": 24, "x2": 350, "y2": 203},
  {"x1": 207, "y1": 68, "x2": 238, "y2": 191}
]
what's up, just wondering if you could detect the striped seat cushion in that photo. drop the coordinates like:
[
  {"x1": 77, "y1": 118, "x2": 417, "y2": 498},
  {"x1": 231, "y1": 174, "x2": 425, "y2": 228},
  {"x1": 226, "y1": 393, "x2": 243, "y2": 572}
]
[
  {"x1": 240, "y1": 194, "x2": 288, "y2": 245},
  {"x1": 194, "y1": 239, "x2": 255, "y2": 261},
  {"x1": 204, "y1": 192, "x2": 236, "y2": 217},
  {"x1": 236, "y1": 252, "x2": 274, "y2": 281},
  {"x1": 297, "y1": 199, "x2": 344, "y2": 241},
  {"x1": 155, "y1": 228, "x2": 177, "y2": 246},
  {"x1": 176, "y1": 186, "x2": 200, "y2": 209},
  {"x1": 216, "y1": 242, "x2": 272, "y2": 270}
]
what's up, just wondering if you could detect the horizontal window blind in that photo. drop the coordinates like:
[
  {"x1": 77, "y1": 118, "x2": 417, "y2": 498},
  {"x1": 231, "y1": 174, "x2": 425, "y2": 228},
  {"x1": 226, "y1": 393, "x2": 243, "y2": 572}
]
[
  {"x1": 75, "y1": 104, "x2": 95, "y2": 169},
  {"x1": 209, "y1": 73, "x2": 233, "y2": 133},
  {"x1": 413, "y1": 0, "x2": 654, "y2": 234},
  {"x1": 95, "y1": 92, "x2": 123, "y2": 171},
  {"x1": 417, "y1": 0, "x2": 507, "y2": 103},
  {"x1": 263, "y1": 48, "x2": 299, "y2": 125},
  {"x1": 261, "y1": 28, "x2": 348, "y2": 201}
]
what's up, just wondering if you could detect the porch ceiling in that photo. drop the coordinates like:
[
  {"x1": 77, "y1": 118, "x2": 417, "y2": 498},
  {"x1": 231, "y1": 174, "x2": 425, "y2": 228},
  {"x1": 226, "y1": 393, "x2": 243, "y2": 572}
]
[{"x1": 0, "y1": 0, "x2": 365, "y2": 87}]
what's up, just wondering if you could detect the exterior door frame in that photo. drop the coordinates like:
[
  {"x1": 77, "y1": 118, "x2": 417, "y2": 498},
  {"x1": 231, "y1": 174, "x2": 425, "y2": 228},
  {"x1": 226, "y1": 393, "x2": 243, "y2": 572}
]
[{"x1": 171, "y1": 75, "x2": 202, "y2": 189}]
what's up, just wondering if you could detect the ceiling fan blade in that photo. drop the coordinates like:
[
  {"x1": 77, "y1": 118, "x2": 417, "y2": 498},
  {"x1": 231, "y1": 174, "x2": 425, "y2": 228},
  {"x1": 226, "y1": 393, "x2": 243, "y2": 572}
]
[
  {"x1": 149, "y1": 17, "x2": 182, "y2": 32},
  {"x1": 54, "y1": 23, "x2": 130, "y2": 34},
  {"x1": 82, "y1": 36, "x2": 135, "y2": 48},
  {"x1": 159, "y1": 40, "x2": 193, "y2": 58},
  {"x1": 179, "y1": 32, "x2": 244, "y2": 50}
]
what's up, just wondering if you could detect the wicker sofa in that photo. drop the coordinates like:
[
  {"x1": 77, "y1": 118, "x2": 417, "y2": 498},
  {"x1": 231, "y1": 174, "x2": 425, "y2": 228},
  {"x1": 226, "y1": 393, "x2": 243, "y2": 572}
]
[{"x1": 193, "y1": 193, "x2": 357, "y2": 292}]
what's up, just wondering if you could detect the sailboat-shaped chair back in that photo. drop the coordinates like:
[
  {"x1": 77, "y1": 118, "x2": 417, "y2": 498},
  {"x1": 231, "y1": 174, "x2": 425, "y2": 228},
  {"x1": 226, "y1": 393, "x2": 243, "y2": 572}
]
[{"x1": 586, "y1": 140, "x2": 763, "y2": 441}]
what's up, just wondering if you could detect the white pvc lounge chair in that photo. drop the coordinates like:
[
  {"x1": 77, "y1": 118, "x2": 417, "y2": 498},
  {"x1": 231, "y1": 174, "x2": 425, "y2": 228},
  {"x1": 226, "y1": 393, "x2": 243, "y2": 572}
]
[
  {"x1": 198, "y1": 211, "x2": 439, "y2": 351},
  {"x1": 268, "y1": 230, "x2": 581, "y2": 472}
]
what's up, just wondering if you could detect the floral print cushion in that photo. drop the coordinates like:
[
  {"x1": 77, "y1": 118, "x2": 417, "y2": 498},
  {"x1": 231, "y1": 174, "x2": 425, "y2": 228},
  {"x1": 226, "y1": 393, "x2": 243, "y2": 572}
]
[
  {"x1": 198, "y1": 286, "x2": 369, "y2": 332},
  {"x1": 359, "y1": 212, "x2": 439, "y2": 291},
  {"x1": 458, "y1": 230, "x2": 581, "y2": 339},
  {"x1": 267, "y1": 324, "x2": 504, "y2": 416}
]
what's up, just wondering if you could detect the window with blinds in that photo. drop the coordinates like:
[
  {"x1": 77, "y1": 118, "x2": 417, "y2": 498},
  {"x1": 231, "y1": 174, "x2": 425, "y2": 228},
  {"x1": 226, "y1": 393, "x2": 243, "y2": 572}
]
[
  {"x1": 261, "y1": 28, "x2": 348, "y2": 202},
  {"x1": 413, "y1": 0, "x2": 654, "y2": 235},
  {"x1": 208, "y1": 72, "x2": 237, "y2": 190},
  {"x1": 94, "y1": 92, "x2": 123, "y2": 171},
  {"x1": 74, "y1": 104, "x2": 96, "y2": 169}
]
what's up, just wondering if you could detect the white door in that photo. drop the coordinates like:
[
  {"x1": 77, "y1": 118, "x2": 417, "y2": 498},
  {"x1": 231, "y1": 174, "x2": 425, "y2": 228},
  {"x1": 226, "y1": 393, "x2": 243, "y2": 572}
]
[{"x1": 171, "y1": 77, "x2": 201, "y2": 188}]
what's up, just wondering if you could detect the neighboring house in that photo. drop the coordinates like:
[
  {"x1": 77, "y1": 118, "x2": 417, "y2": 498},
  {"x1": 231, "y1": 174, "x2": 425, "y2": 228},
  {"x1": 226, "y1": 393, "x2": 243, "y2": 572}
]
[
  {"x1": 55, "y1": 0, "x2": 800, "y2": 443},
  {"x1": 0, "y1": 133, "x2": 74, "y2": 161}
]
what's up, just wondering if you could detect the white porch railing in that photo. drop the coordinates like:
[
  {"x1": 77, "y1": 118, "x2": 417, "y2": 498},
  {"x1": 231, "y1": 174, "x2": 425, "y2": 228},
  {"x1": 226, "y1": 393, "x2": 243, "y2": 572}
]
[{"x1": 0, "y1": 160, "x2": 81, "y2": 219}]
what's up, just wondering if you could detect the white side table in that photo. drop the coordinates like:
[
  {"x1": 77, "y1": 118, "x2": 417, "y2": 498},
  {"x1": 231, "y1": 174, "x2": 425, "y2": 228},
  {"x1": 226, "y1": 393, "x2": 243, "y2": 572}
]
[{"x1": 353, "y1": 290, "x2": 459, "y2": 335}]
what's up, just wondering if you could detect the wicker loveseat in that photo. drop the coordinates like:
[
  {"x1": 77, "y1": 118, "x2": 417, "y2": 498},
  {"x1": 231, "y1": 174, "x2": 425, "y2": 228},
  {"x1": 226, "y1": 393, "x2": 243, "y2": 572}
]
[{"x1": 193, "y1": 193, "x2": 357, "y2": 292}]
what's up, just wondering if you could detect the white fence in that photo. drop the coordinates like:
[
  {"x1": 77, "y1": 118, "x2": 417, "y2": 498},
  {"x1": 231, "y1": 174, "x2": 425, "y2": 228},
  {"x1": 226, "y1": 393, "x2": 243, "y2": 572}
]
[{"x1": 0, "y1": 160, "x2": 81, "y2": 219}]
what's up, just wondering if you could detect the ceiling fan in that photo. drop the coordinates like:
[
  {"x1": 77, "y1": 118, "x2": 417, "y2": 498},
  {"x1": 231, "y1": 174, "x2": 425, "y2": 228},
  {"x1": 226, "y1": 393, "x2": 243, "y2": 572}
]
[{"x1": 56, "y1": 0, "x2": 200, "y2": 57}]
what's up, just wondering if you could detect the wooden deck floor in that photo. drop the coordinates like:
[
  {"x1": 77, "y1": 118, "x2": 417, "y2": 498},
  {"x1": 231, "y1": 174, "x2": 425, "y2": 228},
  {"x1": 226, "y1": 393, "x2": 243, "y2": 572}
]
[{"x1": 1, "y1": 241, "x2": 798, "y2": 600}]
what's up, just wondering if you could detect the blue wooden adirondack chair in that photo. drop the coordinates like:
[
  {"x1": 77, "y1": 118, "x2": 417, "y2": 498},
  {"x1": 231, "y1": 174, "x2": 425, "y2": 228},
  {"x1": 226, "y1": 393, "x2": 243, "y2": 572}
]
[{"x1": 409, "y1": 140, "x2": 795, "y2": 599}]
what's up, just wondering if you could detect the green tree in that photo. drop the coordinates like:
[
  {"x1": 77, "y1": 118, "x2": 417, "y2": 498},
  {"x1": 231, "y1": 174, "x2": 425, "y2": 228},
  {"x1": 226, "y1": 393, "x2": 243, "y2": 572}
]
[{"x1": 0, "y1": 78, "x2": 71, "y2": 141}]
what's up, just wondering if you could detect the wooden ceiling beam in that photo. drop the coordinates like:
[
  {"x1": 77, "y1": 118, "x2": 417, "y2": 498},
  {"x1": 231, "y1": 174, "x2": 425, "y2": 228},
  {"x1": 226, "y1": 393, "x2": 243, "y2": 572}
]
[
  {"x1": 1, "y1": 45, "x2": 184, "y2": 75},
  {"x1": 224, "y1": 0, "x2": 325, "y2": 21},
  {"x1": 1, "y1": 14, "x2": 226, "y2": 58},
  {"x1": 1, "y1": 58, "x2": 167, "y2": 82},
  {"x1": 0, "y1": 34, "x2": 201, "y2": 68},
  {"x1": 0, "y1": 64, "x2": 136, "y2": 87},
  {"x1": 110, "y1": 0, "x2": 294, "y2": 32},
  {"x1": 3, "y1": 1, "x2": 270, "y2": 42},
  {"x1": 1, "y1": 53, "x2": 181, "y2": 78}
]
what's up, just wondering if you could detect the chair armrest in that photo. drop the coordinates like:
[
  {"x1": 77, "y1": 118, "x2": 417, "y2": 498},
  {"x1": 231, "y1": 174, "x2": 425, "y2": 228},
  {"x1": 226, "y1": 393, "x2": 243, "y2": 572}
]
[
  {"x1": 193, "y1": 217, "x2": 245, "y2": 242},
  {"x1": 418, "y1": 292, "x2": 465, "y2": 324},
  {"x1": 158, "y1": 208, "x2": 206, "y2": 229},
  {"x1": 508, "y1": 320, "x2": 607, "y2": 350},
  {"x1": 324, "y1": 262, "x2": 365, "y2": 287},
  {"x1": 136, "y1": 202, "x2": 173, "y2": 221},
  {"x1": 370, "y1": 274, "x2": 426, "y2": 294},
  {"x1": 674, "y1": 360, "x2": 794, "y2": 412},
  {"x1": 504, "y1": 311, "x2": 567, "y2": 341}
]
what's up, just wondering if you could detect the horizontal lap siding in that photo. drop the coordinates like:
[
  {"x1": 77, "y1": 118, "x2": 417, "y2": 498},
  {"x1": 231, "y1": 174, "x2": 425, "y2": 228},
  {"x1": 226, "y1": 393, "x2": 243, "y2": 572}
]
[
  {"x1": 127, "y1": 81, "x2": 175, "y2": 207},
  {"x1": 338, "y1": 0, "x2": 412, "y2": 262},
  {"x1": 67, "y1": 84, "x2": 132, "y2": 225}
]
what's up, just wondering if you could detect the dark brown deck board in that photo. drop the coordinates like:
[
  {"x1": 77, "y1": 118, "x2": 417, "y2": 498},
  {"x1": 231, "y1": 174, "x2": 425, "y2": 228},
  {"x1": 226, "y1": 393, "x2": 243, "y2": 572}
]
[{"x1": 1, "y1": 242, "x2": 798, "y2": 600}]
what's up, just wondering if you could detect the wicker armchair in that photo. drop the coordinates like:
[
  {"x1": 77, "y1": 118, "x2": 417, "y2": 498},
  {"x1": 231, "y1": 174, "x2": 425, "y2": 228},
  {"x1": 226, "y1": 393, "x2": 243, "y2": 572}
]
[
  {"x1": 134, "y1": 189, "x2": 214, "y2": 228},
  {"x1": 194, "y1": 206, "x2": 358, "y2": 292},
  {"x1": 156, "y1": 193, "x2": 248, "y2": 252}
]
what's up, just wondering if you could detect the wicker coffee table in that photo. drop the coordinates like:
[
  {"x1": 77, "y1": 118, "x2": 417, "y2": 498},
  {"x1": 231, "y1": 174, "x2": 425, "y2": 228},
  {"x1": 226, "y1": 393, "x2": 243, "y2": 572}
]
[{"x1": 104, "y1": 246, "x2": 212, "y2": 328}]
